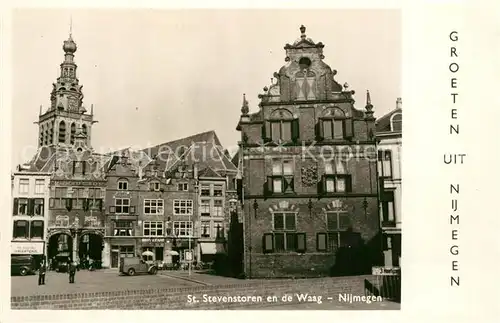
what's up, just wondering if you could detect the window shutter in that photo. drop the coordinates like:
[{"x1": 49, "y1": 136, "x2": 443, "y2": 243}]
[
  {"x1": 13, "y1": 198, "x2": 18, "y2": 215},
  {"x1": 263, "y1": 233, "x2": 274, "y2": 253},
  {"x1": 98, "y1": 199, "x2": 103, "y2": 211},
  {"x1": 109, "y1": 206, "x2": 116, "y2": 213},
  {"x1": 346, "y1": 175, "x2": 353, "y2": 193},
  {"x1": 262, "y1": 121, "x2": 272, "y2": 142},
  {"x1": 49, "y1": 198, "x2": 55, "y2": 208},
  {"x1": 27, "y1": 199, "x2": 35, "y2": 216},
  {"x1": 291, "y1": 119, "x2": 300, "y2": 142},
  {"x1": 265, "y1": 177, "x2": 273, "y2": 196},
  {"x1": 130, "y1": 206, "x2": 136, "y2": 214},
  {"x1": 317, "y1": 233, "x2": 327, "y2": 251},
  {"x1": 82, "y1": 199, "x2": 88, "y2": 211},
  {"x1": 72, "y1": 161, "x2": 76, "y2": 175},
  {"x1": 343, "y1": 118, "x2": 354, "y2": 139},
  {"x1": 296, "y1": 233, "x2": 306, "y2": 253},
  {"x1": 316, "y1": 118, "x2": 324, "y2": 141},
  {"x1": 82, "y1": 161, "x2": 87, "y2": 175},
  {"x1": 65, "y1": 198, "x2": 73, "y2": 212},
  {"x1": 317, "y1": 177, "x2": 324, "y2": 195}
]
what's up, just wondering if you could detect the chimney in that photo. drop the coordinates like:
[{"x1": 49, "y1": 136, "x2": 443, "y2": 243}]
[
  {"x1": 193, "y1": 163, "x2": 198, "y2": 179},
  {"x1": 396, "y1": 97, "x2": 402, "y2": 110}
]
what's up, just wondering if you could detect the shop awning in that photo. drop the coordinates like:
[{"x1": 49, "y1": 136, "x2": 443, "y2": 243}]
[
  {"x1": 55, "y1": 252, "x2": 71, "y2": 258},
  {"x1": 200, "y1": 242, "x2": 226, "y2": 255}
]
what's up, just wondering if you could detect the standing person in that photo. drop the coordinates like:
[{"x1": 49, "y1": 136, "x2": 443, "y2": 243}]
[
  {"x1": 38, "y1": 260, "x2": 46, "y2": 285},
  {"x1": 68, "y1": 261, "x2": 76, "y2": 283}
]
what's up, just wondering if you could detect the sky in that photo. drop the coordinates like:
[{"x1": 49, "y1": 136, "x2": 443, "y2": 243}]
[{"x1": 11, "y1": 9, "x2": 401, "y2": 168}]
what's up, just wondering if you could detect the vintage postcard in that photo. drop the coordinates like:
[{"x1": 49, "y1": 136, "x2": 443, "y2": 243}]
[{"x1": 1, "y1": 1, "x2": 498, "y2": 322}]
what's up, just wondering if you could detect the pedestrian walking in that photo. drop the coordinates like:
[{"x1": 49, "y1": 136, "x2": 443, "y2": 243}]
[
  {"x1": 68, "y1": 261, "x2": 76, "y2": 283},
  {"x1": 38, "y1": 260, "x2": 46, "y2": 285}
]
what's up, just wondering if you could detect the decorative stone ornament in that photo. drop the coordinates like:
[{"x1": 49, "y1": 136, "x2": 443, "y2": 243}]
[{"x1": 301, "y1": 165, "x2": 318, "y2": 187}]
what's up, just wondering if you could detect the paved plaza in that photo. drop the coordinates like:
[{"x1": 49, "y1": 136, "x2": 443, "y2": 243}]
[
  {"x1": 11, "y1": 270, "x2": 400, "y2": 310},
  {"x1": 11, "y1": 269, "x2": 198, "y2": 297}
]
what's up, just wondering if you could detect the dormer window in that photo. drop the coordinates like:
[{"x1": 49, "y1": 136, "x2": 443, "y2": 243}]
[
  {"x1": 150, "y1": 181, "x2": 160, "y2": 191},
  {"x1": 390, "y1": 113, "x2": 402, "y2": 132},
  {"x1": 118, "y1": 179, "x2": 128, "y2": 190}
]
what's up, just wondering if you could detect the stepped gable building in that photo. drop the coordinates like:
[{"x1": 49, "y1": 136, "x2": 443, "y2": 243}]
[
  {"x1": 104, "y1": 131, "x2": 238, "y2": 268},
  {"x1": 375, "y1": 98, "x2": 402, "y2": 268},
  {"x1": 16, "y1": 32, "x2": 112, "y2": 267},
  {"x1": 235, "y1": 25, "x2": 382, "y2": 278}
]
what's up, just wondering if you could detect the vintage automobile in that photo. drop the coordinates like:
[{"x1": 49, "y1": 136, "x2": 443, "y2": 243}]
[
  {"x1": 119, "y1": 257, "x2": 158, "y2": 276},
  {"x1": 11, "y1": 255, "x2": 36, "y2": 276}
]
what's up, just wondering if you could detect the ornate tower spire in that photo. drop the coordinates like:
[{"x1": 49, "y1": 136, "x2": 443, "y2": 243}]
[{"x1": 37, "y1": 28, "x2": 95, "y2": 149}]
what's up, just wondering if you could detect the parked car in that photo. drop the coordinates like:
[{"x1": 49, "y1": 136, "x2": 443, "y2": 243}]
[
  {"x1": 119, "y1": 257, "x2": 158, "y2": 276},
  {"x1": 11, "y1": 255, "x2": 36, "y2": 276}
]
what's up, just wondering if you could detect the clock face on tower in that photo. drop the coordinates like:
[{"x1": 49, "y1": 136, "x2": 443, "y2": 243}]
[{"x1": 68, "y1": 96, "x2": 78, "y2": 111}]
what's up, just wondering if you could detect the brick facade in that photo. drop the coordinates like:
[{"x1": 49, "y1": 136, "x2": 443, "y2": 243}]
[{"x1": 235, "y1": 26, "x2": 382, "y2": 278}]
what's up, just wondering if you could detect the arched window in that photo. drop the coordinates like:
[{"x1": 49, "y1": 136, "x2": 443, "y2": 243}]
[
  {"x1": 390, "y1": 113, "x2": 402, "y2": 132},
  {"x1": 39, "y1": 129, "x2": 44, "y2": 147},
  {"x1": 58, "y1": 121, "x2": 66, "y2": 144},
  {"x1": 264, "y1": 109, "x2": 299, "y2": 143},
  {"x1": 295, "y1": 69, "x2": 316, "y2": 101},
  {"x1": 49, "y1": 122, "x2": 54, "y2": 144},
  {"x1": 70, "y1": 123, "x2": 76, "y2": 144},
  {"x1": 117, "y1": 179, "x2": 129, "y2": 191},
  {"x1": 318, "y1": 107, "x2": 352, "y2": 140},
  {"x1": 44, "y1": 127, "x2": 49, "y2": 146}
]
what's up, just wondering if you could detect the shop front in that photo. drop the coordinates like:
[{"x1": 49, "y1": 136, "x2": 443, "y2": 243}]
[
  {"x1": 198, "y1": 241, "x2": 226, "y2": 263},
  {"x1": 109, "y1": 238, "x2": 137, "y2": 268},
  {"x1": 11, "y1": 240, "x2": 45, "y2": 268},
  {"x1": 139, "y1": 238, "x2": 172, "y2": 265}
]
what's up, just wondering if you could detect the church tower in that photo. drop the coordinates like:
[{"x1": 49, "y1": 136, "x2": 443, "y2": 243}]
[{"x1": 36, "y1": 31, "x2": 96, "y2": 148}]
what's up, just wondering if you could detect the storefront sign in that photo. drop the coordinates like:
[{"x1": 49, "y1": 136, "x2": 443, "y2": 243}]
[
  {"x1": 141, "y1": 238, "x2": 164, "y2": 243},
  {"x1": 52, "y1": 180, "x2": 106, "y2": 187},
  {"x1": 372, "y1": 266, "x2": 401, "y2": 276},
  {"x1": 185, "y1": 251, "x2": 193, "y2": 261},
  {"x1": 11, "y1": 241, "x2": 45, "y2": 255}
]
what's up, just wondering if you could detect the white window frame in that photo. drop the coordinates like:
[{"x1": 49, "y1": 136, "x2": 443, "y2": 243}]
[
  {"x1": 173, "y1": 199, "x2": 193, "y2": 216},
  {"x1": 115, "y1": 198, "x2": 130, "y2": 214},
  {"x1": 117, "y1": 180, "x2": 128, "y2": 190},
  {"x1": 177, "y1": 183, "x2": 189, "y2": 191},
  {"x1": 34, "y1": 179, "x2": 45, "y2": 194},
  {"x1": 201, "y1": 221, "x2": 211, "y2": 238},
  {"x1": 213, "y1": 199, "x2": 223, "y2": 217},
  {"x1": 144, "y1": 199, "x2": 164, "y2": 215},
  {"x1": 390, "y1": 113, "x2": 402, "y2": 132},
  {"x1": 19, "y1": 179, "x2": 29, "y2": 194},
  {"x1": 213, "y1": 221, "x2": 224, "y2": 238},
  {"x1": 143, "y1": 221, "x2": 164, "y2": 237},
  {"x1": 173, "y1": 221, "x2": 193, "y2": 237},
  {"x1": 200, "y1": 199, "x2": 211, "y2": 216}
]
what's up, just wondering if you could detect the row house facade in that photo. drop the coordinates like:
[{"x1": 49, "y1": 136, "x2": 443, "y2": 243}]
[
  {"x1": 16, "y1": 33, "x2": 111, "y2": 267},
  {"x1": 11, "y1": 169, "x2": 51, "y2": 265},
  {"x1": 103, "y1": 131, "x2": 238, "y2": 268},
  {"x1": 235, "y1": 26, "x2": 382, "y2": 278},
  {"x1": 376, "y1": 98, "x2": 402, "y2": 268}
]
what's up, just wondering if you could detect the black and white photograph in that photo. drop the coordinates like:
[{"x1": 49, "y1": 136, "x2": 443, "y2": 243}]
[
  {"x1": 2, "y1": 2, "x2": 498, "y2": 321},
  {"x1": 7, "y1": 8, "x2": 402, "y2": 310}
]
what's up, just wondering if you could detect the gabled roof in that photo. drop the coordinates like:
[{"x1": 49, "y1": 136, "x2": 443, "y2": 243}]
[
  {"x1": 198, "y1": 166, "x2": 223, "y2": 179},
  {"x1": 375, "y1": 107, "x2": 402, "y2": 133}
]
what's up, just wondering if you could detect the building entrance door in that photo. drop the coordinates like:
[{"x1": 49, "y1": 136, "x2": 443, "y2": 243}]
[{"x1": 111, "y1": 251, "x2": 119, "y2": 268}]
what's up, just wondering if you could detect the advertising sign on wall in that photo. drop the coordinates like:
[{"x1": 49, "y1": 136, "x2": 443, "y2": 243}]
[{"x1": 11, "y1": 241, "x2": 45, "y2": 255}]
